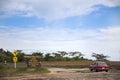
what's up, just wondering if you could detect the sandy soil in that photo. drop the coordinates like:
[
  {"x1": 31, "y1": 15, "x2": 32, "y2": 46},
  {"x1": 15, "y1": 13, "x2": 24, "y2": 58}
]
[
  {"x1": 0, "y1": 68, "x2": 120, "y2": 80},
  {"x1": 46, "y1": 68, "x2": 120, "y2": 80}
]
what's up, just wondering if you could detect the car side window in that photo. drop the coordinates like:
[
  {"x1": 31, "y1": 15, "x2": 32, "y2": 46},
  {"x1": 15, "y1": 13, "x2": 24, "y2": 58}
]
[{"x1": 95, "y1": 63, "x2": 98, "y2": 66}]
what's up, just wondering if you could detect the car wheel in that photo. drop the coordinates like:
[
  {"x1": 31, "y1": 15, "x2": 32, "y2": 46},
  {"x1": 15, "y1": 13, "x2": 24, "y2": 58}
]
[
  {"x1": 90, "y1": 69, "x2": 93, "y2": 71},
  {"x1": 95, "y1": 69, "x2": 98, "y2": 72}
]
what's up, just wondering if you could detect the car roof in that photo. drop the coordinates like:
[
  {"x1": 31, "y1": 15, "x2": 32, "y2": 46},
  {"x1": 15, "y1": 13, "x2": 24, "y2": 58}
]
[
  {"x1": 92, "y1": 61, "x2": 106, "y2": 64},
  {"x1": 96, "y1": 61, "x2": 106, "y2": 63}
]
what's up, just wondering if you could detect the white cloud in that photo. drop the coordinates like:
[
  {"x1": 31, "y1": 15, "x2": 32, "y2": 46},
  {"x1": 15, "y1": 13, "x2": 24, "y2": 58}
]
[
  {"x1": 0, "y1": 26, "x2": 120, "y2": 61},
  {"x1": 0, "y1": 0, "x2": 120, "y2": 20}
]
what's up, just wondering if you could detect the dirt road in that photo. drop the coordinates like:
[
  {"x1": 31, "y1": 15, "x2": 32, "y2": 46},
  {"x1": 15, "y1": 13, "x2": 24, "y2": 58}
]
[
  {"x1": 1, "y1": 68, "x2": 120, "y2": 80},
  {"x1": 46, "y1": 68, "x2": 120, "y2": 80}
]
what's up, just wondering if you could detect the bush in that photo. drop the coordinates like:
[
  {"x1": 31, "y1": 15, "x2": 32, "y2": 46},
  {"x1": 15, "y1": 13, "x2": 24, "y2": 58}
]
[
  {"x1": 34, "y1": 67, "x2": 50, "y2": 73},
  {"x1": 0, "y1": 64, "x2": 4, "y2": 69},
  {"x1": 16, "y1": 68, "x2": 27, "y2": 73}
]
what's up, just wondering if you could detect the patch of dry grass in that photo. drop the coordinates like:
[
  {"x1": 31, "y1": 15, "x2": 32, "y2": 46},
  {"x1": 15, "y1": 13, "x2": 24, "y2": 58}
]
[{"x1": 42, "y1": 60, "x2": 120, "y2": 68}]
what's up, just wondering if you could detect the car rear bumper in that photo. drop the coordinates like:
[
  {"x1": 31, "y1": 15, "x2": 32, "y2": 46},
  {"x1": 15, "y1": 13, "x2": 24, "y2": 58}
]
[{"x1": 97, "y1": 68, "x2": 109, "y2": 71}]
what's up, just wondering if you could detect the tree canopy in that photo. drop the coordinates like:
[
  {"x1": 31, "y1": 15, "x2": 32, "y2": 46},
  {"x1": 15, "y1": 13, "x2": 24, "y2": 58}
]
[
  {"x1": 0, "y1": 48, "x2": 110, "y2": 62},
  {"x1": 92, "y1": 53, "x2": 109, "y2": 61}
]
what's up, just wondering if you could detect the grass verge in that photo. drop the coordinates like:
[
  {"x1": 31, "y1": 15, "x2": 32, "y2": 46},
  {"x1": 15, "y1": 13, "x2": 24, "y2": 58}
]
[{"x1": 0, "y1": 63, "x2": 50, "y2": 76}]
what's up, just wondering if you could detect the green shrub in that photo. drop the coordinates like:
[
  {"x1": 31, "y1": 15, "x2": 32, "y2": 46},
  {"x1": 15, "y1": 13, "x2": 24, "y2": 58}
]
[
  {"x1": 0, "y1": 64, "x2": 4, "y2": 69},
  {"x1": 34, "y1": 67, "x2": 50, "y2": 73},
  {"x1": 16, "y1": 67, "x2": 27, "y2": 73}
]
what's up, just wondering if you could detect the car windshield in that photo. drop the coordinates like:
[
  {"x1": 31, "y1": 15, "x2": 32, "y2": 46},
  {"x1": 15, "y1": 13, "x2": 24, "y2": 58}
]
[{"x1": 98, "y1": 62, "x2": 107, "y2": 66}]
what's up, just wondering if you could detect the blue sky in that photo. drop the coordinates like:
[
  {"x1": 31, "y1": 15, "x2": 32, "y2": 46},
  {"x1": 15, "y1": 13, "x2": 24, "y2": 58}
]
[{"x1": 0, "y1": 0, "x2": 120, "y2": 61}]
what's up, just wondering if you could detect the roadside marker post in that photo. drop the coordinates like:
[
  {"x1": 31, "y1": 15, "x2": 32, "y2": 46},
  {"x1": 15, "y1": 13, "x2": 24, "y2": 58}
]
[{"x1": 13, "y1": 50, "x2": 18, "y2": 69}]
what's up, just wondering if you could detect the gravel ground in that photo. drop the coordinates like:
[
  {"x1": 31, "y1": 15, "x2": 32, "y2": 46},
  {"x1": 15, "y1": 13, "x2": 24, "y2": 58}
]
[
  {"x1": 0, "y1": 68, "x2": 120, "y2": 80},
  {"x1": 46, "y1": 68, "x2": 120, "y2": 80}
]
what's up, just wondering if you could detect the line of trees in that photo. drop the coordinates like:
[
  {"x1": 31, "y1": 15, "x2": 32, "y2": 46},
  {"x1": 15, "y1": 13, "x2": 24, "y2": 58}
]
[
  {"x1": 0, "y1": 48, "x2": 109, "y2": 63},
  {"x1": 0, "y1": 48, "x2": 25, "y2": 63}
]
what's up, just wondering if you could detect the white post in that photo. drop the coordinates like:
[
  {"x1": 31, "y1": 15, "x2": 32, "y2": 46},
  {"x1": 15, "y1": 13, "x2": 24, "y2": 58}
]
[
  {"x1": 4, "y1": 60, "x2": 6, "y2": 65},
  {"x1": 14, "y1": 62, "x2": 16, "y2": 69}
]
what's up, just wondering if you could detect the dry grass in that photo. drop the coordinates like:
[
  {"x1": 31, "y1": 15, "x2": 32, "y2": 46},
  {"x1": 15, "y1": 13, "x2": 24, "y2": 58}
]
[
  {"x1": 42, "y1": 60, "x2": 120, "y2": 68},
  {"x1": 42, "y1": 60, "x2": 92, "y2": 68},
  {"x1": 0, "y1": 60, "x2": 119, "y2": 75}
]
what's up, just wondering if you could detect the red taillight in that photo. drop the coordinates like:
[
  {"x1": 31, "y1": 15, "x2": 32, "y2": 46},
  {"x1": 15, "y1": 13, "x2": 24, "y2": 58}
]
[
  {"x1": 106, "y1": 66, "x2": 109, "y2": 69},
  {"x1": 97, "y1": 66, "x2": 109, "y2": 69},
  {"x1": 97, "y1": 66, "x2": 102, "y2": 68}
]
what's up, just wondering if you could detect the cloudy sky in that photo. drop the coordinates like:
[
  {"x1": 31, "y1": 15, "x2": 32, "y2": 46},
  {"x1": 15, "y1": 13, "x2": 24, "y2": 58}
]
[{"x1": 0, "y1": 0, "x2": 120, "y2": 61}]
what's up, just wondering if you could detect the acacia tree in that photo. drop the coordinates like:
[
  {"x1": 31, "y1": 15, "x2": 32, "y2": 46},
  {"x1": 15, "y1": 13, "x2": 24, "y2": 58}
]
[
  {"x1": 17, "y1": 50, "x2": 25, "y2": 62},
  {"x1": 69, "y1": 51, "x2": 84, "y2": 60},
  {"x1": 44, "y1": 53, "x2": 54, "y2": 61},
  {"x1": 4, "y1": 50, "x2": 12, "y2": 62},
  {"x1": 52, "y1": 52, "x2": 62, "y2": 61},
  {"x1": 0, "y1": 48, "x2": 6, "y2": 62},
  {"x1": 32, "y1": 52, "x2": 43, "y2": 57},
  {"x1": 92, "y1": 53, "x2": 109, "y2": 61},
  {"x1": 0, "y1": 48, "x2": 13, "y2": 62},
  {"x1": 57, "y1": 51, "x2": 69, "y2": 61},
  {"x1": 57, "y1": 51, "x2": 68, "y2": 58}
]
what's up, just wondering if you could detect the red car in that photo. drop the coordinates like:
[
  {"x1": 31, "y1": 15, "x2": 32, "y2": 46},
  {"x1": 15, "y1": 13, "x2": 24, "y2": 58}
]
[{"x1": 89, "y1": 61, "x2": 109, "y2": 72}]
